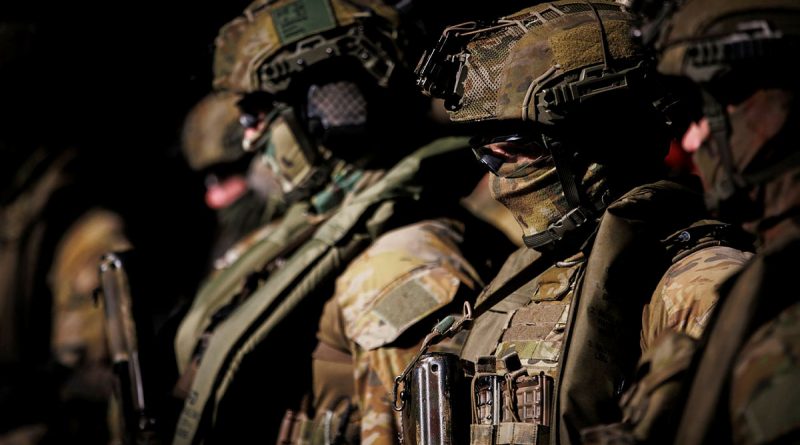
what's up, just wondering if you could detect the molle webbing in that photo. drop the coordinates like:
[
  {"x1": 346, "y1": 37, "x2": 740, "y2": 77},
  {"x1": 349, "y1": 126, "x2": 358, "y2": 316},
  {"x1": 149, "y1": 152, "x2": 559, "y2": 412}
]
[
  {"x1": 172, "y1": 137, "x2": 471, "y2": 445},
  {"x1": 463, "y1": 179, "x2": 710, "y2": 445},
  {"x1": 174, "y1": 201, "x2": 317, "y2": 374}
]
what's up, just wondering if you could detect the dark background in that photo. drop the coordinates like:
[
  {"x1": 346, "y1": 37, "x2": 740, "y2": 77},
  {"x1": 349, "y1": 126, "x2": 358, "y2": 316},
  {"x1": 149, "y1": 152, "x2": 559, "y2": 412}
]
[
  {"x1": 1, "y1": 1, "x2": 258, "y2": 297},
  {"x1": 1, "y1": 3, "x2": 260, "y2": 440},
  {"x1": 0, "y1": 1, "x2": 533, "y2": 441},
  {"x1": 0, "y1": 0, "x2": 533, "y2": 276}
]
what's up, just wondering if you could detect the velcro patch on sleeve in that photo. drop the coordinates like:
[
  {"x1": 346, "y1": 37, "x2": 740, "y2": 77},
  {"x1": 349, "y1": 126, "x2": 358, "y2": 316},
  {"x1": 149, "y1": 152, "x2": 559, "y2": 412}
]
[{"x1": 351, "y1": 267, "x2": 460, "y2": 350}]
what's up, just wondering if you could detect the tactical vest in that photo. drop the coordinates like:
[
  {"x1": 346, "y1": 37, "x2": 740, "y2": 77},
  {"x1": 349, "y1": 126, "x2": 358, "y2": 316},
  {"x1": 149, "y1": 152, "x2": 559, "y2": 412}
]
[
  {"x1": 174, "y1": 201, "x2": 318, "y2": 377},
  {"x1": 676, "y1": 222, "x2": 800, "y2": 445},
  {"x1": 172, "y1": 137, "x2": 476, "y2": 445},
  {"x1": 459, "y1": 179, "x2": 712, "y2": 445}
]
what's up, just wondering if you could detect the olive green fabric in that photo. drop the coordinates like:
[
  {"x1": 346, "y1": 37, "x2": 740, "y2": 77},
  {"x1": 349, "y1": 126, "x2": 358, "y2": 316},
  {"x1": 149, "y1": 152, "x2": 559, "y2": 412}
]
[
  {"x1": 548, "y1": 19, "x2": 636, "y2": 73},
  {"x1": 174, "y1": 201, "x2": 316, "y2": 374},
  {"x1": 172, "y1": 137, "x2": 471, "y2": 445},
  {"x1": 460, "y1": 179, "x2": 712, "y2": 445},
  {"x1": 555, "y1": 180, "x2": 716, "y2": 445},
  {"x1": 581, "y1": 332, "x2": 699, "y2": 445}
]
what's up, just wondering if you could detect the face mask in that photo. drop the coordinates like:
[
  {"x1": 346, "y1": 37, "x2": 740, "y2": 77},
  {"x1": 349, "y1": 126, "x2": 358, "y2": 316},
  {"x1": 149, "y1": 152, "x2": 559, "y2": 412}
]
[
  {"x1": 258, "y1": 80, "x2": 370, "y2": 200},
  {"x1": 489, "y1": 156, "x2": 607, "y2": 245},
  {"x1": 489, "y1": 158, "x2": 570, "y2": 240}
]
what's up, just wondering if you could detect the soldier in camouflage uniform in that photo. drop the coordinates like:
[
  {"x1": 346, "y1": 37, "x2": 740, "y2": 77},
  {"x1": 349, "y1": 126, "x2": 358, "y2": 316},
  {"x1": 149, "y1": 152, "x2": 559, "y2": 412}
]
[
  {"x1": 181, "y1": 91, "x2": 285, "y2": 270},
  {"x1": 0, "y1": 150, "x2": 132, "y2": 445},
  {"x1": 311, "y1": 219, "x2": 491, "y2": 445},
  {"x1": 1, "y1": 24, "x2": 136, "y2": 444},
  {"x1": 396, "y1": 3, "x2": 753, "y2": 445},
  {"x1": 170, "y1": 1, "x2": 512, "y2": 444},
  {"x1": 592, "y1": 0, "x2": 800, "y2": 443}
]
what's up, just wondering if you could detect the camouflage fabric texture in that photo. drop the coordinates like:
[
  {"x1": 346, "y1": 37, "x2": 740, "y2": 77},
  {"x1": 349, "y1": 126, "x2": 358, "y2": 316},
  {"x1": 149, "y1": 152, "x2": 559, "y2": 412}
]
[
  {"x1": 488, "y1": 160, "x2": 607, "y2": 243},
  {"x1": 654, "y1": 0, "x2": 800, "y2": 80},
  {"x1": 51, "y1": 210, "x2": 131, "y2": 369},
  {"x1": 181, "y1": 92, "x2": 244, "y2": 171},
  {"x1": 212, "y1": 0, "x2": 399, "y2": 94},
  {"x1": 641, "y1": 245, "x2": 752, "y2": 350},
  {"x1": 315, "y1": 219, "x2": 482, "y2": 444},
  {"x1": 580, "y1": 245, "x2": 751, "y2": 444},
  {"x1": 731, "y1": 300, "x2": 800, "y2": 444},
  {"x1": 449, "y1": 0, "x2": 641, "y2": 123}
]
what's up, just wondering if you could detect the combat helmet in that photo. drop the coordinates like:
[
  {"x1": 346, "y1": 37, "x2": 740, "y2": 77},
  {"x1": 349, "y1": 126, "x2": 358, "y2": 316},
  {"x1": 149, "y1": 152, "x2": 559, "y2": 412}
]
[
  {"x1": 213, "y1": 0, "x2": 403, "y2": 95},
  {"x1": 181, "y1": 92, "x2": 246, "y2": 171},
  {"x1": 416, "y1": 1, "x2": 670, "y2": 248},
  {"x1": 211, "y1": 0, "x2": 424, "y2": 202},
  {"x1": 631, "y1": 0, "x2": 800, "y2": 217}
]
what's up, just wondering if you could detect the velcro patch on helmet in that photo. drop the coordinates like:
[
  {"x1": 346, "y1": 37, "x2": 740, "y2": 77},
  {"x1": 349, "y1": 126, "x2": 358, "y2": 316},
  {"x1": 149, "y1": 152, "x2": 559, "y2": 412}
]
[
  {"x1": 270, "y1": 0, "x2": 337, "y2": 44},
  {"x1": 549, "y1": 20, "x2": 638, "y2": 73}
]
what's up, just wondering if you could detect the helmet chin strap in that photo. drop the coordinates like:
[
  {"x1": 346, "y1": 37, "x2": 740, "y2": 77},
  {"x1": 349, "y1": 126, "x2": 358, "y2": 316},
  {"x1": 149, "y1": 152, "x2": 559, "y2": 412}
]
[
  {"x1": 522, "y1": 136, "x2": 606, "y2": 250},
  {"x1": 702, "y1": 88, "x2": 800, "y2": 220},
  {"x1": 700, "y1": 89, "x2": 745, "y2": 211},
  {"x1": 522, "y1": 1, "x2": 617, "y2": 250}
]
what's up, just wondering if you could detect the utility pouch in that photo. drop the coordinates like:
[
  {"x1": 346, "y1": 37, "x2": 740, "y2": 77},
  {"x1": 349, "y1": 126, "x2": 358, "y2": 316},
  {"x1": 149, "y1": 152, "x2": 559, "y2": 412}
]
[
  {"x1": 277, "y1": 409, "x2": 312, "y2": 445},
  {"x1": 401, "y1": 352, "x2": 469, "y2": 445},
  {"x1": 469, "y1": 353, "x2": 553, "y2": 445}
]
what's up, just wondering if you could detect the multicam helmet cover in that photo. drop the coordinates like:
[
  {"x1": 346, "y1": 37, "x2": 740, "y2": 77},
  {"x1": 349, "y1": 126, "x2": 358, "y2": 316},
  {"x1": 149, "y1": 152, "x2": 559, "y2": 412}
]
[
  {"x1": 416, "y1": 0, "x2": 647, "y2": 127},
  {"x1": 211, "y1": 0, "x2": 411, "y2": 204},
  {"x1": 213, "y1": 0, "x2": 402, "y2": 95},
  {"x1": 415, "y1": 1, "x2": 668, "y2": 249}
]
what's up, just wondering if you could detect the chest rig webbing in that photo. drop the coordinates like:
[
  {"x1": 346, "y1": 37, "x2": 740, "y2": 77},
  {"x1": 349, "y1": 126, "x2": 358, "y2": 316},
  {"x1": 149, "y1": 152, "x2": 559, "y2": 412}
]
[
  {"x1": 459, "y1": 179, "x2": 712, "y2": 445},
  {"x1": 463, "y1": 250, "x2": 585, "y2": 445},
  {"x1": 172, "y1": 137, "x2": 474, "y2": 445}
]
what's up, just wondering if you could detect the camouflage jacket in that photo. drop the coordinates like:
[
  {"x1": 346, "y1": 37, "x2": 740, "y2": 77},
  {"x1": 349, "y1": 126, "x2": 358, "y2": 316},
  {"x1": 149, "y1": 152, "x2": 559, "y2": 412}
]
[
  {"x1": 674, "y1": 218, "x2": 800, "y2": 445},
  {"x1": 592, "y1": 222, "x2": 798, "y2": 445},
  {"x1": 583, "y1": 225, "x2": 753, "y2": 445},
  {"x1": 454, "y1": 179, "x2": 750, "y2": 445},
  {"x1": 172, "y1": 137, "x2": 499, "y2": 445},
  {"x1": 640, "y1": 223, "x2": 753, "y2": 351},
  {"x1": 311, "y1": 219, "x2": 484, "y2": 445}
]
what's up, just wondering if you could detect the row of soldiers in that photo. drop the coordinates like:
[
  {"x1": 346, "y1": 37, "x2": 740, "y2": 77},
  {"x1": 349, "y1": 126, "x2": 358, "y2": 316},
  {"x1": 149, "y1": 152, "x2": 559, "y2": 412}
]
[{"x1": 4, "y1": 0, "x2": 799, "y2": 444}]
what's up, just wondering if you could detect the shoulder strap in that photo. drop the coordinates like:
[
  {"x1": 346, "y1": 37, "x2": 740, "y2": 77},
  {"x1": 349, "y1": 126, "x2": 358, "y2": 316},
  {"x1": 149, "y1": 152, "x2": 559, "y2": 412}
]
[
  {"x1": 675, "y1": 230, "x2": 800, "y2": 445},
  {"x1": 173, "y1": 137, "x2": 470, "y2": 445},
  {"x1": 174, "y1": 201, "x2": 316, "y2": 373},
  {"x1": 555, "y1": 179, "x2": 710, "y2": 445}
]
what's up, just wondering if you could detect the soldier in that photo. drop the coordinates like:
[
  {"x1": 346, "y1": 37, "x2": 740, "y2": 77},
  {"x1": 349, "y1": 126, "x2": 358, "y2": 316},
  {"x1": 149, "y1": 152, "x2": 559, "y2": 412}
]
[
  {"x1": 170, "y1": 1, "x2": 512, "y2": 444},
  {"x1": 598, "y1": 0, "x2": 800, "y2": 443},
  {"x1": 1, "y1": 20, "x2": 137, "y2": 445},
  {"x1": 396, "y1": 3, "x2": 753, "y2": 445},
  {"x1": 181, "y1": 91, "x2": 285, "y2": 270}
]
